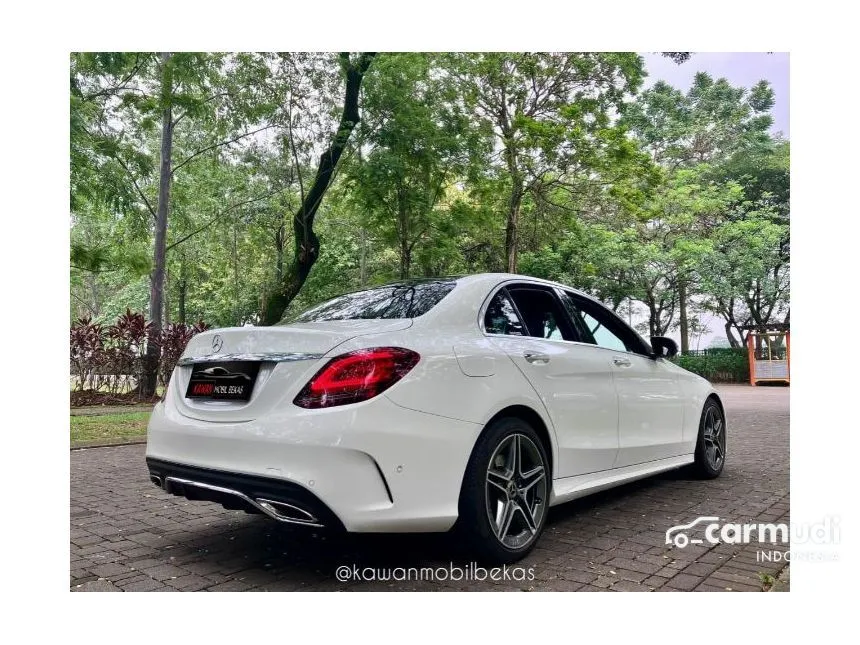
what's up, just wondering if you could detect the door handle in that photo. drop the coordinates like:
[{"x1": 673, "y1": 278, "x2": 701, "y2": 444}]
[
  {"x1": 612, "y1": 356, "x2": 632, "y2": 367},
  {"x1": 523, "y1": 352, "x2": 550, "y2": 364}
]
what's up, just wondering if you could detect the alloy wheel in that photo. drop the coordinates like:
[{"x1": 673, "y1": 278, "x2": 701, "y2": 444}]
[
  {"x1": 703, "y1": 406, "x2": 726, "y2": 471},
  {"x1": 485, "y1": 433, "x2": 547, "y2": 550}
]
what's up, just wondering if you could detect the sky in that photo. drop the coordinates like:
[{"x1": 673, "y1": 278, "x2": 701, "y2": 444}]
[
  {"x1": 634, "y1": 53, "x2": 790, "y2": 348},
  {"x1": 641, "y1": 52, "x2": 790, "y2": 138}
]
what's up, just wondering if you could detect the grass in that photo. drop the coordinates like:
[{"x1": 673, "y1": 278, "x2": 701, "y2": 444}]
[
  {"x1": 70, "y1": 411, "x2": 151, "y2": 444},
  {"x1": 758, "y1": 572, "x2": 776, "y2": 591}
]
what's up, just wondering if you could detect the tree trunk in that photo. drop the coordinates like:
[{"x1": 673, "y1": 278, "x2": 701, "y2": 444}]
[
  {"x1": 261, "y1": 53, "x2": 375, "y2": 325},
  {"x1": 724, "y1": 321, "x2": 740, "y2": 348},
  {"x1": 178, "y1": 278, "x2": 187, "y2": 324},
  {"x1": 86, "y1": 272, "x2": 100, "y2": 319},
  {"x1": 141, "y1": 52, "x2": 173, "y2": 398},
  {"x1": 232, "y1": 221, "x2": 240, "y2": 324},
  {"x1": 164, "y1": 268, "x2": 171, "y2": 325},
  {"x1": 359, "y1": 227, "x2": 368, "y2": 288},
  {"x1": 400, "y1": 233, "x2": 411, "y2": 279},
  {"x1": 274, "y1": 225, "x2": 285, "y2": 283},
  {"x1": 501, "y1": 127, "x2": 524, "y2": 274},
  {"x1": 647, "y1": 301, "x2": 658, "y2": 338},
  {"x1": 678, "y1": 279, "x2": 689, "y2": 353},
  {"x1": 505, "y1": 178, "x2": 524, "y2": 273}
]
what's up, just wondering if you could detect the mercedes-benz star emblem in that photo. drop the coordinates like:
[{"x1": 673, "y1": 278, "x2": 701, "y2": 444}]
[{"x1": 211, "y1": 334, "x2": 223, "y2": 353}]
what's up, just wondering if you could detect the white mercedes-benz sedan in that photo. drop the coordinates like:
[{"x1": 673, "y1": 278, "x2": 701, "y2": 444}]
[{"x1": 146, "y1": 273, "x2": 726, "y2": 563}]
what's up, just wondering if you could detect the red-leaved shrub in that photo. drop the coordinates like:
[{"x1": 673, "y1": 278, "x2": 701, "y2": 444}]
[
  {"x1": 70, "y1": 311, "x2": 207, "y2": 395},
  {"x1": 70, "y1": 316, "x2": 105, "y2": 392},
  {"x1": 105, "y1": 309, "x2": 151, "y2": 394},
  {"x1": 160, "y1": 321, "x2": 208, "y2": 385}
]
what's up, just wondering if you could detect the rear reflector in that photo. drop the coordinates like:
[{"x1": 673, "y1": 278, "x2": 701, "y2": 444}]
[{"x1": 293, "y1": 347, "x2": 420, "y2": 409}]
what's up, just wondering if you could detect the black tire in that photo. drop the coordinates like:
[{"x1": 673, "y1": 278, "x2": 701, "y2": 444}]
[
  {"x1": 691, "y1": 398, "x2": 726, "y2": 479},
  {"x1": 457, "y1": 416, "x2": 550, "y2": 564}
]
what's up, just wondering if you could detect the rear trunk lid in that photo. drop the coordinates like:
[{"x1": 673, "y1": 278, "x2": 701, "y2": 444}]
[{"x1": 171, "y1": 319, "x2": 412, "y2": 422}]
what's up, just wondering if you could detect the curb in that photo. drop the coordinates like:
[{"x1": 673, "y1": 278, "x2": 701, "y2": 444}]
[
  {"x1": 70, "y1": 406, "x2": 154, "y2": 417},
  {"x1": 71, "y1": 436, "x2": 147, "y2": 450}
]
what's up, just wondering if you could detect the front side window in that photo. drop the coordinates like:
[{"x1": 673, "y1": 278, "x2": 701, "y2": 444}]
[
  {"x1": 577, "y1": 309, "x2": 628, "y2": 352},
  {"x1": 288, "y1": 280, "x2": 457, "y2": 323},
  {"x1": 562, "y1": 292, "x2": 651, "y2": 355}
]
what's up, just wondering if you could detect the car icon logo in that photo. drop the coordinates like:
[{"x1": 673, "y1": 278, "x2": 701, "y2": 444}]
[
  {"x1": 197, "y1": 367, "x2": 251, "y2": 381},
  {"x1": 665, "y1": 516, "x2": 720, "y2": 548},
  {"x1": 211, "y1": 334, "x2": 223, "y2": 353}
]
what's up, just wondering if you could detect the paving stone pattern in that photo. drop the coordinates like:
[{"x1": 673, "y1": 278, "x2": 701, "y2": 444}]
[{"x1": 70, "y1": 385, "x2": 789, "y2": 592}]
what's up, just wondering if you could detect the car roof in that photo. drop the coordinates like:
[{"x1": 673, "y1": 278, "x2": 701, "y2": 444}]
[
  {"x1": 353, "y1": 273, "x2": 590, "y2": 297},
  {"x1": 313, "y1": 273, "x2": 599, "y2": 311},
  {"x1": 452, "y1": 273, "x2": 593, "y2": 299}
]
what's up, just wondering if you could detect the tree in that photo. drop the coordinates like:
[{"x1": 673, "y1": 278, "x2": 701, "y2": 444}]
[
  {"x1": 447, "y1": 52, "x2": 646, "y2": 272},
  {"x1": 698, "y1": 141, "x2": 790, "y2": 346},
  {"x1": 519, "y1": 221, "x2": 640, "y2": 310},
  {"x1": 623, "y1": 72, "x2": 776, "y2": 351},
  {"x1": 623, "y1": 72, "x2": 775, "y2": 169},
  {"x1": 138, "y1": 53, "x2": 247, "y2": 395},
  {"x1": 71, "y1": 52, "x2": 271, "y2": 394},
  {"x1": 348, "y1": 53, "x2": 475, "y2": 279},
  {"x1": 709, "y1": 138, "x2": 790, "y2": 256},
  {"x1": 646, "y1": 165, "x2": 744, "y2": 343},
  {"x1": 699, "y1": 210, "x2": 789, "y2": 347},
  {"x1": 261, "y1": 52, "x2": 375, "y2": 325},
  {"x1": 69, "y1": 53, "x2": 788, "y2": 365},
  {"x1": 145, "y1": 52, "x2": 177, "y2": 396}
]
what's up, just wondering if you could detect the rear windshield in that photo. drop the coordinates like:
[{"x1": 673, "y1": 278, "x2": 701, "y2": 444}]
[{"x1": 288, "y1": 280, "x2": 457, "y2": 323}]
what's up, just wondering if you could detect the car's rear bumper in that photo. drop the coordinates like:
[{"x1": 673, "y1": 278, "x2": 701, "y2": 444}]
[
  {"x1": 145, "y1": 396, "x2": 483, "y2": 533},
  {"x1": 146, "y1": 457, "x2": 347, "y2": 530}
]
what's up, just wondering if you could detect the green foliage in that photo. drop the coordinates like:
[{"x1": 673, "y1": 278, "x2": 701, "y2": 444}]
[
  {"x1": 673, "y1": 348, "x2": 749, "y2": 383},
  {"x1": 620, "y1": 71, "x2": 787, "y2": 343},
  {"x1": 348, "y1": 53, "x2": 476, "y2": 278},
  {"x1": 622, "y1": 72, "x2": 775, "y2": 167},
  {"x1": 69, "y1": 53, "x2": 788, "y2": 352},
  {"x1": 445, "y1": 52, "x2": 654, "y2": 269},
  {"x1": 520, "y1": 221, "x2": 640, "y2": 308},
  {"x1": 709, "y1": 139, "x2": 790, "y2": 221}
]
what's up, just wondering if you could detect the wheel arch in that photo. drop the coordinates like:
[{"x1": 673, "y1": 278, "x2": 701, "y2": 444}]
[
  {"x1": 706, "y1": 392, "x2": 725, "y2": 419},
  {"x1": 481, "y1": 404, "x2": 555, "y2": 479}
]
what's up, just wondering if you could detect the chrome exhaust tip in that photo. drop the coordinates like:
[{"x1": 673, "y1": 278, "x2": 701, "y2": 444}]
[
  {"x1": 255, "y1": 498, "x2": 320, "y2": 525},
  {"x1": 150, "y1": 474, "x2": 163, "y2": 488},
  {"x1": 161, "y1": 475, "x2": 325, "y2": 528}
]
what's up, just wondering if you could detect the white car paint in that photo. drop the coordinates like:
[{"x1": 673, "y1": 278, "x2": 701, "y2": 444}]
[
  {"x1": 147, "y1": 273, "x2": 719, "y2": 534},
  {"x1": 612, "y1": 349, "x2": 687, "y2": 467},
  {"x1": 487, "y1": 333, "x2": 620, "y2": 475}
]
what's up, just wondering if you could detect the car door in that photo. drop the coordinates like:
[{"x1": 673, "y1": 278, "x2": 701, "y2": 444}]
[
  {"x1": 483, "y1": 283, "x2": 619, "y2": 477},
  {"x1": 561, "y1": 292, "x2": 686, "y2": 467}
]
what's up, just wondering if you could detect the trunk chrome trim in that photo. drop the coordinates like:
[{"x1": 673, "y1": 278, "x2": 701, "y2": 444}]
[
  {"x1": 177, "y1": 352, "x2": 324, "y2": 366},
  {"x1": 163, "y1": 476, "x2": 325, "y2": 527}
]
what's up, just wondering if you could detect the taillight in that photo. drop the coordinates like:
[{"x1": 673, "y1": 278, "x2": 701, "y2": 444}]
[{"x1": 293, "y1": 347, "x2": 420, "y2": 409}]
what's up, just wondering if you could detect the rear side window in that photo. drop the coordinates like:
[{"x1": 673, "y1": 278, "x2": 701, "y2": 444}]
[
  {"x1": 484, "y1": 285, "x2": 574, "y2": 341},
  {"x1": 484, "y1": 291, "x2": 526, "y2": 336},
  {"x1": 289, "y1": 281, "x2": 456, "y2": 323},
  {"x1": 507, "y1": 287, "x2": 575, "y2": 341}
]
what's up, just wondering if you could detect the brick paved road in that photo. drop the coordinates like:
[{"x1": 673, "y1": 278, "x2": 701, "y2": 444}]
[{"x1": 70, "y1": 385, "x2": 789, "y2": 592}]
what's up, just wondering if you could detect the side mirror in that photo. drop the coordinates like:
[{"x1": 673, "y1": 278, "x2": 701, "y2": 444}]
[{"x1": 650, "y1": 336, "x2": 678, "y2": 359}]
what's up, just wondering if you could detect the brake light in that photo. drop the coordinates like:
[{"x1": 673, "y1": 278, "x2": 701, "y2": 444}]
[{"x1": 293, "y1": 347, "x2": 420, "y2": 409}]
